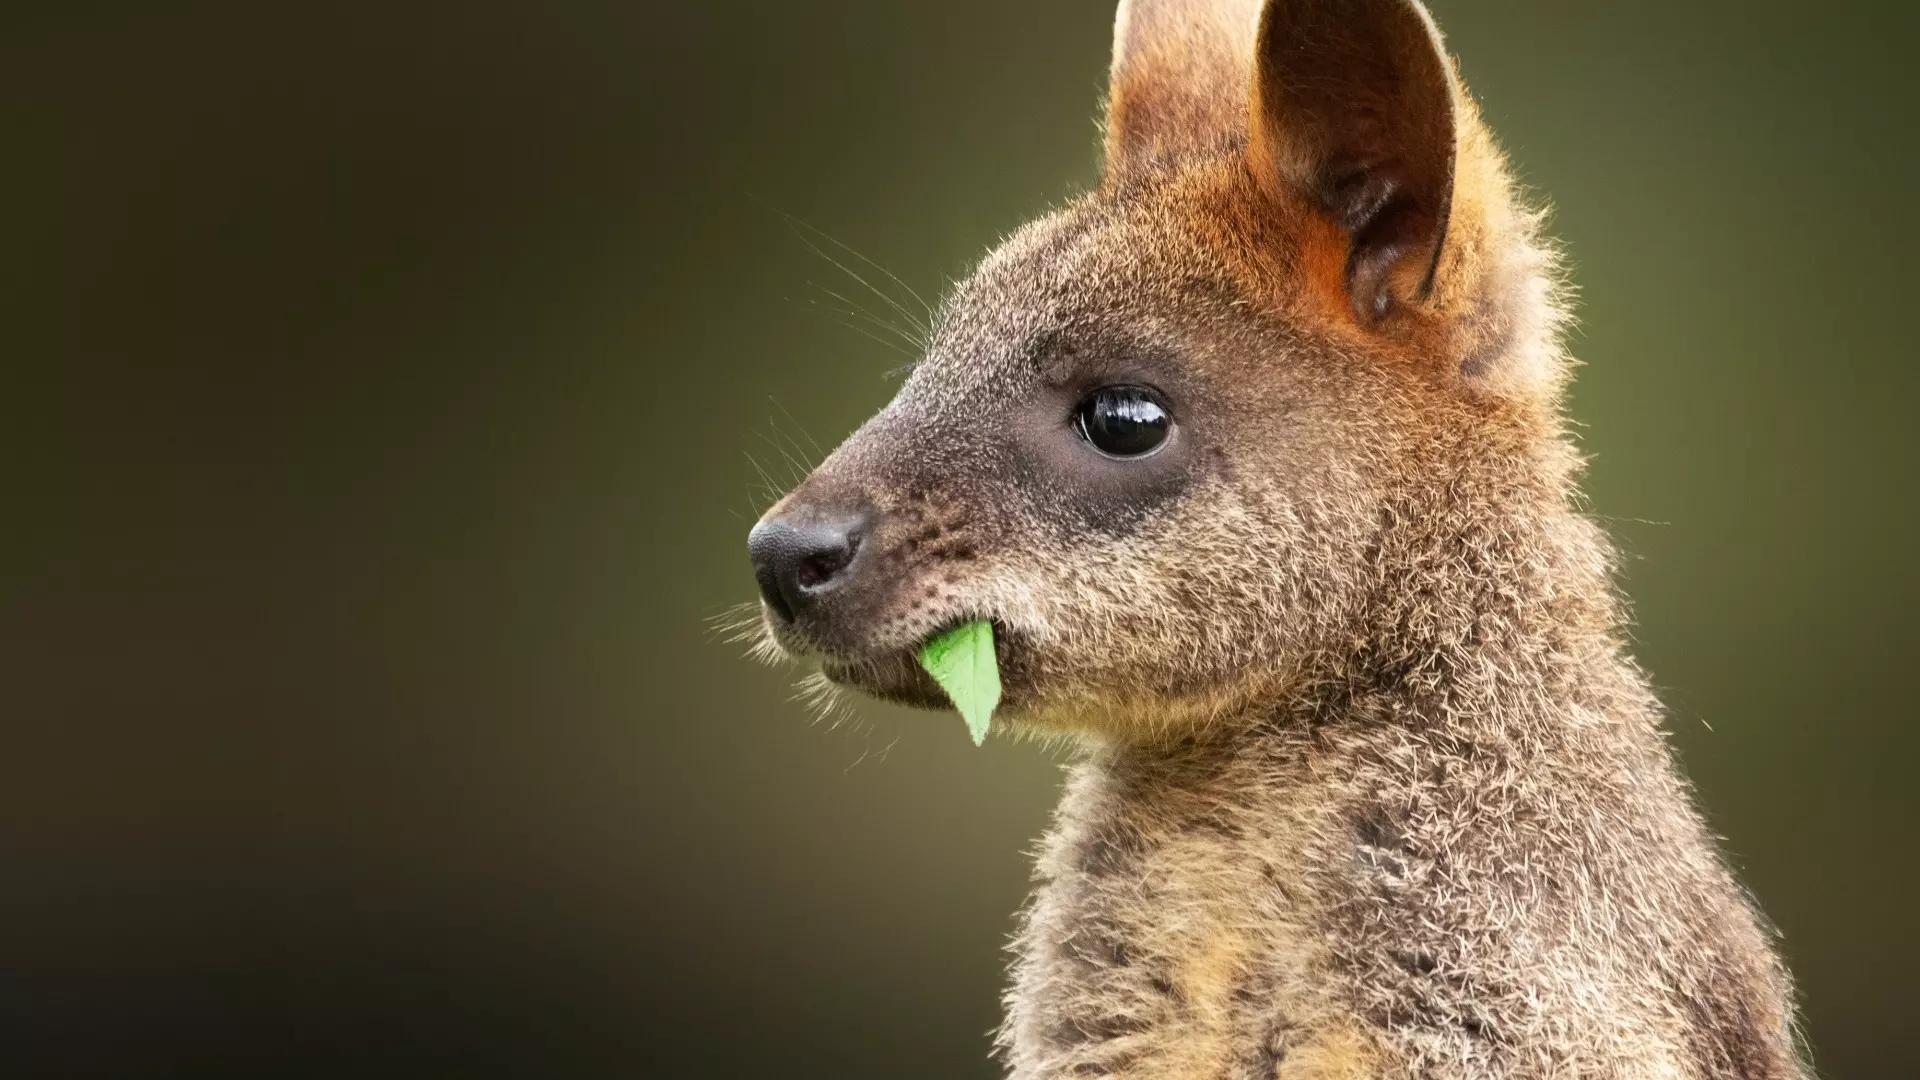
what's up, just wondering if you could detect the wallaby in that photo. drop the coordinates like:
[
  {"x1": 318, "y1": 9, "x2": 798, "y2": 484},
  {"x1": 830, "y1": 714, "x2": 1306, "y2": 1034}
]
[{"x1": 745, "y1": 0, "x2": 1807, "y2": 1076}]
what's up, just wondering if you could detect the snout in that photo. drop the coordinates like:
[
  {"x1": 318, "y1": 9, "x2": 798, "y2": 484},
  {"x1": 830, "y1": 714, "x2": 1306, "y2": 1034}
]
[
  {"x1": 745, "y1": 485, "x2": 1018, "y2": 713},
  {"x1": 746, "y1": 499, "x2": 975, "y2": 711},
  {"x1": 748, "y1": 509, "x2": 871, "y2": 627}
]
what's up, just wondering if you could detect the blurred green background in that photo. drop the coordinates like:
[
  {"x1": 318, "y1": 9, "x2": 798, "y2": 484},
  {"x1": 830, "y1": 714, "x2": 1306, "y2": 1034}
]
[{"x1": 3, "y1": 1, "x2": 1914, "y2": 1076}]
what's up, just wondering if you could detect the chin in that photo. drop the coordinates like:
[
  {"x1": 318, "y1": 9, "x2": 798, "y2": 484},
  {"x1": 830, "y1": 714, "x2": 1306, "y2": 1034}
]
[{"x1": 819, "y1": 650, "x2": 951, "y2": 710}]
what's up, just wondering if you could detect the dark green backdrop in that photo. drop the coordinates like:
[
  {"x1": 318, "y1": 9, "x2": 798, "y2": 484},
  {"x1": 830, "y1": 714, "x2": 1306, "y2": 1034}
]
[{"x1": 4, "y1": 2, "x2": 1913, "y2": 1077}]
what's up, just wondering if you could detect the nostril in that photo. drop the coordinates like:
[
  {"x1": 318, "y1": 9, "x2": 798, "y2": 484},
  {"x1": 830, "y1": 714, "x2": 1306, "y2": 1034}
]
[
  {"x1": 795, "y1": 532, "x2": 859, "y2": 591},
  {"x1": 748, "y1": 512, "x2": 871, "y2": 623}
]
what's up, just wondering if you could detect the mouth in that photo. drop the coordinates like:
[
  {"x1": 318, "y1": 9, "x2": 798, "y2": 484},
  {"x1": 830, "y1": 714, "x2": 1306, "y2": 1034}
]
[{"x1": 815, "y1": 617, "x2": 1018, "y2": 713}]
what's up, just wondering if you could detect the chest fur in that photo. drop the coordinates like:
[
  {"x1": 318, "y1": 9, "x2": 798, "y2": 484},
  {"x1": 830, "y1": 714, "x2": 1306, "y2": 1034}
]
[
  {"x1": 990, "y1": 730, "x2": 1784, "y2": 1080},
  {"x1": 1000, "y1": 750, "x2": 1373, "y2": 1079}
]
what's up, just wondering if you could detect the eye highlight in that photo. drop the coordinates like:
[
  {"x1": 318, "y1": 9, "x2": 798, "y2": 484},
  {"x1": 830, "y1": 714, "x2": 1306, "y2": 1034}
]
[{"x1": 1074, "y1": 386, "x2": 1172, "y2": 458}]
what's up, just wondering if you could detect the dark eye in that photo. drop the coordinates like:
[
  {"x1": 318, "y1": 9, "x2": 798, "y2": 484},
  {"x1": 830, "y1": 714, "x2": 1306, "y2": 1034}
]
[{"x1": 1074, "y1": 386, "x2": 1172, "y2": 458}]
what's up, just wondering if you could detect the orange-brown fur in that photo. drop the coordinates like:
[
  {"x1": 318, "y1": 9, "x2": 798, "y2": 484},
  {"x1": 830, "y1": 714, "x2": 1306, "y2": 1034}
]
[{"x1": 746, "y1": 1, "x2": 1808, "y2": 1077}]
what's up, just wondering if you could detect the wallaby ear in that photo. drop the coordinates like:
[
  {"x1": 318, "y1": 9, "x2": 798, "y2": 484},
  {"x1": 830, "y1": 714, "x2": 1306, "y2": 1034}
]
[
  {"x1": 1105, "y1": 0, "x2": 1263, "y2": 180},
  {"x1": 1248, "y1": 0, "x2": 1456, "y2": 326}
]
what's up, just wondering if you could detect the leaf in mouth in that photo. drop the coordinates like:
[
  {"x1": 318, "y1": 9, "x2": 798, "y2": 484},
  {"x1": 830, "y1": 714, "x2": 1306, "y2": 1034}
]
[{"x1": 917, "y1": 620, "x2": 1001, "y2": 746}]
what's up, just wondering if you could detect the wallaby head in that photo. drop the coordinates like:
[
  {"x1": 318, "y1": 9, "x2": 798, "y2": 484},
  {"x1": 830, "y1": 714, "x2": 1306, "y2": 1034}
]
[{"x1": 749, "y1": 0, "x2": 1572, "y2": 743}]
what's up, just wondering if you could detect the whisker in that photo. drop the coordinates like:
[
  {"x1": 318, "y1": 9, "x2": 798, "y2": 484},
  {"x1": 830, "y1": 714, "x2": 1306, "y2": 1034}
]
[
  {"x1": 742, "y1": 449, "x2": 785, "y2": 512},
  {"x1": 706, "y1": 602, "x2": 787, "y2": 667},
  {"x1": 792, "y1": 669, "x2": 863, "y2": 732},
  {"x1": 790, "y1": 230, "x2": 931, "y2": 338},
  {"x1": 768, "y1": 397, "x2": 826, "y2": 461},
  {"x1": 786, "y1": 298, "x2": 916, "y2": 357},
  {"x1": 844, "y1": 735, "x2": 900, "y2": 774},
  {"x1": 788, "y1": 215, "x2": 938, "y2": 325},
  {"x1": 771, "y1": 428, "x2": 816, "y2": 478},
  {"x1": 804, "y1": 283, "x2": 927, "y2": 350},
  {"x1": 705, "y1": 601, "x2": 765, "y2": 639},
  {"x1": 762, "y1": 421, "x2": 819, "y2": 484},
  {"x1": 753, "y1": 427, "x2": 809, "y2": 488},
  {"x1": 753, "y1": 200, "x2": 937, "y2": 328}
]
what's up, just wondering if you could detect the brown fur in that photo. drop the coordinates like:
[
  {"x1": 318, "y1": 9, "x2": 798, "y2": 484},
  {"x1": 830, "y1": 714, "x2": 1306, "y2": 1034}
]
[{"x1": 746, "y1": 1, "x2": 1807, "y2": 1076}]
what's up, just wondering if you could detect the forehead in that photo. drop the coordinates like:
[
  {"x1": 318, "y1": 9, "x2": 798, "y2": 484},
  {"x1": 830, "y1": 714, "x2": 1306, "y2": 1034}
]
[{"x1": 906, "y1": 192, "x2": 1253, "y2": 400}]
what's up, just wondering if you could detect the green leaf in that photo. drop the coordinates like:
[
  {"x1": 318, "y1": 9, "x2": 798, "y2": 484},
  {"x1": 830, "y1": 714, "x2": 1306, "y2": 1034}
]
[{"x1": 917, "y1": 620, "x2": 1002, "y2": 746}]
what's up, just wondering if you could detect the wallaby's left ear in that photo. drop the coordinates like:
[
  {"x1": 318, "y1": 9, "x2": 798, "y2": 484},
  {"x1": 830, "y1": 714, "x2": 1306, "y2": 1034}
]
[
  {"x1": 1249, "y1": 0, "x2": 1456, "y2": 326},
  {"x1": 1106, "y1": 0, "x2": 1263, "y2": 179}
]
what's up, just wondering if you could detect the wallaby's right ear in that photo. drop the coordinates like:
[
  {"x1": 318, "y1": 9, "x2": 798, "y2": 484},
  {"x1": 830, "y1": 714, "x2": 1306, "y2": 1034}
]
[{"x1": 1248, "y1": 0, "x2": 1457, "y2": 326}]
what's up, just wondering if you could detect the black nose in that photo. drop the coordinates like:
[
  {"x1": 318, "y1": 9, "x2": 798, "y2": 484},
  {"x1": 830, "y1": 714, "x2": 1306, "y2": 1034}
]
[{"x1": 748, "y1": 512, "x2": 869, "y2": 623}]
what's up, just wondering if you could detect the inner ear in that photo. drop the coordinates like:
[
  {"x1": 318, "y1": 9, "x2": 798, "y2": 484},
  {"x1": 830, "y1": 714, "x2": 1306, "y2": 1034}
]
[{"x1": 1247, "y1": 0, "x2": 1456, "y2": 325}]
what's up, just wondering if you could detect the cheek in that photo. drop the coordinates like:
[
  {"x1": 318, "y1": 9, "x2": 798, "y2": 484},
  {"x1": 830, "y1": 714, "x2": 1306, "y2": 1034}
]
[
  {"x1": 1008, "y1": 418, "x2": 1197, "y2": 541},
  {"x1": 1050, "y1": 490, "x2": 1309, "y2": 647}
]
